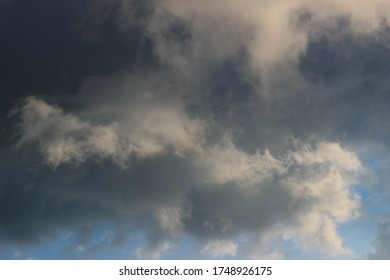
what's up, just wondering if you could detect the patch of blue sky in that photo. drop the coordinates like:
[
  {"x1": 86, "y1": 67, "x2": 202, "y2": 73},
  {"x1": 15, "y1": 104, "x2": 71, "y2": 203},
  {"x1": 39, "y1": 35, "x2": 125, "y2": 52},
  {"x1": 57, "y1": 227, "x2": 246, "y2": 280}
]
[
  {"x1": 338, "y1": 181, "x2": 390, "y2": 259},
  {"x1": 335, "y1": 148, "x2": 390, "y2": 258},
  {"x1": 0, "y1": 223, "x2": 143, "y2": 259},
  {"x1": 161, "y1": 235, "x2": 197, "y2": 260},
  {"x1": 0, "y1": 232, "x2": 71, "y2": 260}
]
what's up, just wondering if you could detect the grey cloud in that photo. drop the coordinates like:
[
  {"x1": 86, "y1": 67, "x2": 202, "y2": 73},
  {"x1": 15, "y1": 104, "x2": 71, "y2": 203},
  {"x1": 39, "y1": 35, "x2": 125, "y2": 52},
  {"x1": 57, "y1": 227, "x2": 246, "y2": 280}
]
[
  {"x1": 0, "y1": 0, "x2": 154, "y2": 124},
  {"x1": 368, "y1": 214, "x2": 390, "y2": 259},
  {"x1": 6, "y1": 91, "x2": 364, "y2": 257},
  {"x1": 0, "y1": 148, "x2": 198, "y2": 246},
  {"x1": 2, "y1": 0, "x2": 390, "y2": 259}
]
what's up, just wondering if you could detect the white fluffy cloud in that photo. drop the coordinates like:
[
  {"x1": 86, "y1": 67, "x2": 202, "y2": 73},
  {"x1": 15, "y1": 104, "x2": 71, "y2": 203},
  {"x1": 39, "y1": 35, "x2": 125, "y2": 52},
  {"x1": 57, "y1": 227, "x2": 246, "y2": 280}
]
[
  {"x1": 157, "y1": 206, "x2": 188, "y2": 234},
  {"x1": 281, "y1": 142, "x2": 362, "y2": 255},
  {"x1": 148, "y1": 0, "x2": 390, "y2": 92},
  {"x1": 14, "y1": 96, "x2": 127, "y2": 167},
  {"x1": 246, "y1": 142, "x2": 362, "y2": 256},
  {"x1": 194, "y1": 137, "x2": 286, "y2": 186},
  {"x1": 291, "y1": 142, "x2": 362, "y2": 172},
  {"x1": 14, "y1": 95, "x2": 204, "y2": 166},
  {"x1": 135, "y1": 241, "x2": 172, "y2": 259},
  {"x1": 201, "y1": 240, "x2": 238, "y2": 258}
]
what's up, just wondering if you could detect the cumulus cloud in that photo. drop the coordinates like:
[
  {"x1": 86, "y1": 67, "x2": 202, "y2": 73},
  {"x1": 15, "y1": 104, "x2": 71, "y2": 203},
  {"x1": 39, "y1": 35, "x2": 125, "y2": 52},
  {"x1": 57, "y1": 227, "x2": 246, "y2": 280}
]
[
  {"x1": 282, "y1": 142, "x2": 362, "y2": 255},
  {"x1": 188, "y1": 141, "x2": 363, "y2": 257},
  {"x1": 201, "y1": 240, "x2": 238, "y2": 258},
  {"x1": 148, "y1": 0, "x2": 390, "y2": 92},
  {"x1": 135, "y1": 241, "x2": 172, "y2": 259},
  {"x1": 194, "y1": 137, "x2": 286, "y2": 186},
  {"x1": 10, "y1": 94, "x2": 364, "y2": 257},
  {"x1": 13, "y1": 96, "x2": 127, "y2": 167},
  {"x1": 156, "y1": 206, "x2": 188, "y2": 235},
  {"x1": 13, "y1": 94, "x2": 205, "y2": 166}
]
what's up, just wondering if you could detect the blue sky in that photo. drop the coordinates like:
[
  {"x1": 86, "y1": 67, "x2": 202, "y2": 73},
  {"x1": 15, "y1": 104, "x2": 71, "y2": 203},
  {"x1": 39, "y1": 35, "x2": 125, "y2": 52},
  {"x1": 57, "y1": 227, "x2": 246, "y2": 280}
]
[{"x1": 1, "y1": 0, "x2": 390, "y2": 259}]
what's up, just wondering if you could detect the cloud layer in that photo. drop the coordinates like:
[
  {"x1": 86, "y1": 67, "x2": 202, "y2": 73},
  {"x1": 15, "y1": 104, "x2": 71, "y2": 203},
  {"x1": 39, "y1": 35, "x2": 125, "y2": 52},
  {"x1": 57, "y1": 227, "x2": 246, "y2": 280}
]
[
  {"x1": 1, "y1": 0, "x2": 390, "y2": 259},
  {"x1": 10, "y1": 95, "x2": 363, "y2": 258}
]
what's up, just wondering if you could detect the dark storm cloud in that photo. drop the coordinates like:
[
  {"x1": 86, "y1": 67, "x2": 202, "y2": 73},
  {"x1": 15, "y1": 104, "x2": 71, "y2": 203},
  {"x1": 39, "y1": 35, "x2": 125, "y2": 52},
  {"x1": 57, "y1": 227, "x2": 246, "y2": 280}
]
[
  {"x1": 0, "y1": 148, "x2": 197, "y2": 243},
  {"x1": 0, "y1": 0, "x2": 154, "y2": 124},
  {"x1": 2, "y1": 0, "x2": 390, "y2": 259}
]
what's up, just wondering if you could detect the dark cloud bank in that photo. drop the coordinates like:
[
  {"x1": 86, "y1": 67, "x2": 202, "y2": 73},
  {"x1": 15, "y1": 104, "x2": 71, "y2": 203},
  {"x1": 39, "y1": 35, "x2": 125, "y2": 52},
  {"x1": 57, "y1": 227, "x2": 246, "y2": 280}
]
[{"x1": 1, "y1": 0, "x2": 390, "y2": 259}]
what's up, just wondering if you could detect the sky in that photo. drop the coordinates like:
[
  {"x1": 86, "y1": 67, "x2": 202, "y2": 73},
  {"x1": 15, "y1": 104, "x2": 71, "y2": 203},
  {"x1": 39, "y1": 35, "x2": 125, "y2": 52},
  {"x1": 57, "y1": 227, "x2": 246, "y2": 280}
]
[{"x1": 1, "y1": 0, "x2": 390, "y2": 259}]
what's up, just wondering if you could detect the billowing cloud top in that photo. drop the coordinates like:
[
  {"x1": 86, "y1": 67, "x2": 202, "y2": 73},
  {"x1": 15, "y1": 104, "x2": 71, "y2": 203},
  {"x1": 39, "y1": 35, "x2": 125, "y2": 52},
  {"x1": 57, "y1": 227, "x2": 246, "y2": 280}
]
[{"x1": 1, "y1": 0, "x2": 390, "y2": 259}]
